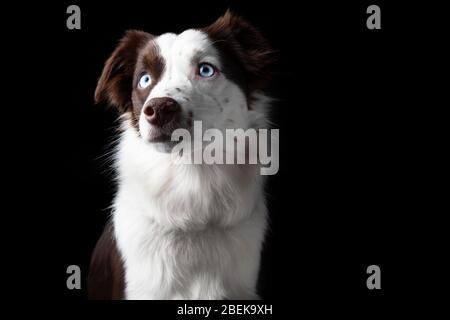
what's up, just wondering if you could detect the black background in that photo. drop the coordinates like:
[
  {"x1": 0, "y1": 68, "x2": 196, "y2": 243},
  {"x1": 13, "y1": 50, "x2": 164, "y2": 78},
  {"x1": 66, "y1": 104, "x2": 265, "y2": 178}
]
[{"x1": 5, "y1": 0, "x2": 447, "y2": 316}]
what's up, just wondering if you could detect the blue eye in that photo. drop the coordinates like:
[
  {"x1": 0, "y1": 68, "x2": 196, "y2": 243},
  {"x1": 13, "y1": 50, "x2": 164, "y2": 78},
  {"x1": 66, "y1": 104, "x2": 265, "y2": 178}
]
[
  {"x1": 138, "y1": 73, "x2": 152, "y2": 88},
  {"x1": 198, "y1": 63, "x2": 216, "y2": 78}
]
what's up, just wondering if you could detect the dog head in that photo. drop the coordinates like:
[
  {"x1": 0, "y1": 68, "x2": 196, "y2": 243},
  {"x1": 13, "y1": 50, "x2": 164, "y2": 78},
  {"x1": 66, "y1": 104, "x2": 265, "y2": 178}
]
[{"x1": 95, "y1": 11, "x2": 274, "y2": 151}]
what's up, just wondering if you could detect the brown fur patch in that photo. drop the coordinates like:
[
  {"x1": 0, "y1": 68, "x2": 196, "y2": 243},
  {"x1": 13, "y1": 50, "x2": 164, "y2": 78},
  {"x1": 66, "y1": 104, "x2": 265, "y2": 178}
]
[
  {"x1": 94, "y1": 30, "x2": 153, "y2": 113},
  {"x1": 88, "y1": 222, "x2": 125, "y2": 300},
  {"x1": 201, "y1": 10, "x2": 275, "y2": 96},
  {"x1": 130, "y1": 41, "x2": 166, "y2": 129}
]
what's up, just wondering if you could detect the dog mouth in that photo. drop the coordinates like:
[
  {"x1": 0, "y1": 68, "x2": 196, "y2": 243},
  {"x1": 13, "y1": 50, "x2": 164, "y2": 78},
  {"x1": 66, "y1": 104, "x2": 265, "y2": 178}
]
[
  {"x1": 143, "y1": 120, "x2": 192, "y2": 147},
  {"x1": 147, "y1": 128, "x2": 172, "y2": 143},
  {"x1": 144, "y1": 129, "x2": 179, "y2": 152},
  {"x1": 138, "y1": 108, "x2": 194, "y2": 149}
]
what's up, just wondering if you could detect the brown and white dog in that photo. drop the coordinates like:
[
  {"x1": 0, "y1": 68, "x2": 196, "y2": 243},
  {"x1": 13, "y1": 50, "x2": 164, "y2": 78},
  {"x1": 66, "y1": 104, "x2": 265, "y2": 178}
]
[{"x1": 88, "y1": 11, "x2": 275, "y2": 300}]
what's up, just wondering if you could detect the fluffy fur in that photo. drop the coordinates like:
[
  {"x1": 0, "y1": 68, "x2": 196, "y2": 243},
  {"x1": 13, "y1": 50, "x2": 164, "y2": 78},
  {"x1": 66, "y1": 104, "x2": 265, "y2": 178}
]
[{"x1": 89, "y1": 11, "x2": 275, "y2": 300}]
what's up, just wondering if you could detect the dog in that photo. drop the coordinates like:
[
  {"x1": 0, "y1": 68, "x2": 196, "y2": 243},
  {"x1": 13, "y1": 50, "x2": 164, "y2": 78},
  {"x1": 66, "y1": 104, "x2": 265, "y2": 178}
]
[{"x1": 88, "y1": 10, "x2": 275, "y2": 300}]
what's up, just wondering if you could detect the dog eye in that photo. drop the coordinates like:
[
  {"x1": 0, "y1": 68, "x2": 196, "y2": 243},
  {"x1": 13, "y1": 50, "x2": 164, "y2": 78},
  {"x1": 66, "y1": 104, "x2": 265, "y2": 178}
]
[
  {"x1": 198, "y1": 63, "x2": 216, "y2": 78},
  {"x1": 138, "y1": 73, "x2": 152, "y2": 88}
]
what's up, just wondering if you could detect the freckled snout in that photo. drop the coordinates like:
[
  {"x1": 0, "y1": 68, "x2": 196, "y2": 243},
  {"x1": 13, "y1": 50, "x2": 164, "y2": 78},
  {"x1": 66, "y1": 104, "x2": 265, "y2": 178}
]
[{"x1": 144, "y1": 97, "x2": 181, "y2": 126}]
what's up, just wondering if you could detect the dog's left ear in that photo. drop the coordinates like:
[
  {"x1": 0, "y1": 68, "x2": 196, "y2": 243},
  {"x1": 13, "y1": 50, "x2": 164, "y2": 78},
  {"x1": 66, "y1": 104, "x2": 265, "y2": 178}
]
[{"x1": 202, "y1": 10, "x2": 275, "y2": 92}]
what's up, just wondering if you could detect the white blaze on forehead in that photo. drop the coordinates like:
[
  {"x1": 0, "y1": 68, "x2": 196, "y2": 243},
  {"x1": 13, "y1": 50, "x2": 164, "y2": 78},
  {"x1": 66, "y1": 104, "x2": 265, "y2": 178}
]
[
  {"x1": 145, "y1": 30, "x2": 220, "y2": 102},
  {"x1": 157, "y1": 30, "x2": 221, "y2": 69}
]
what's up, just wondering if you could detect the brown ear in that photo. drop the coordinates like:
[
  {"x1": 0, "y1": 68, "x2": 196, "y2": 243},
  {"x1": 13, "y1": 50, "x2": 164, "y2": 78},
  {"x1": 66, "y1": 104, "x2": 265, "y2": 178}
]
[
  {"x1": 202, "y1": 10, "x2": 275, "y2": 92},
  {"x1": 94, "y1": 30, "x2": 152, "y2": 112}
]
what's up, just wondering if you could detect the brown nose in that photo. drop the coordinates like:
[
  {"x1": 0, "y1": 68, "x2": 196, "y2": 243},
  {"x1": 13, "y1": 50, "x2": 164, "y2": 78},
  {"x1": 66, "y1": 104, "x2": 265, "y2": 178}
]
[{"x1": 143, "y1": 97, "x2": 181, "y2": 126}]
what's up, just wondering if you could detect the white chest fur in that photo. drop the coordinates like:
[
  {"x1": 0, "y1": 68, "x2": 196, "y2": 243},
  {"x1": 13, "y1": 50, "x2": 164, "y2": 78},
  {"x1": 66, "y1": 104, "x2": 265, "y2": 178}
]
[{"x1": 113, "y1": 129, "x2": 267, "y2": 299}]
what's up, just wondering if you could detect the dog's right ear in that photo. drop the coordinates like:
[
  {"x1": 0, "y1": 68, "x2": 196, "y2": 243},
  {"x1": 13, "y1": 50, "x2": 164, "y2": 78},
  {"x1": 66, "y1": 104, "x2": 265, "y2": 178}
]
[{"x1": 95, "y1": 30, "x2": 152, "y2": 113}]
